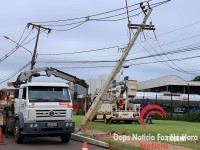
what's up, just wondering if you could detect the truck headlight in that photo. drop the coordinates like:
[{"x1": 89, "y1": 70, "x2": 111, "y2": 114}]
[
  {"x1": 34, "y1": 124, "x2": 38, "y2": 128},
  {"x1": 70, "y1": 123, "x2": 73, "y2": 126},
  {"x1": 66, "y1": 123, "x2": 69, "y2": 126},
  {"x1": 30, "y1": 124, "x2": 33, "y2": 128}
]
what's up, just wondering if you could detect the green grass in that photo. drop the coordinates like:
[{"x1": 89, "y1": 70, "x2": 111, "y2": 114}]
[
  {"x1": 73, "y1": 115, "x2": 200, "y2": 149},
  {"x1": 106, "y1": 140, "x2": 142, "y2": 150}
]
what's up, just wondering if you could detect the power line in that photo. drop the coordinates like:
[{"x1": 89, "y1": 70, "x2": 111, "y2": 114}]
[
  {"x1": 29, "y1": 0, "x2": 169, "y2": 32},
  {"x1": 49, "y1": 10, "x2": 143, "y2": 31},
  {"x1": 38, "y1": 45, "x2": 126, "y2": 55},
  {"x1": 145, "y1": 40, "x2": 196, "y2": 75},
  {"x1": 0, "y1": 61, "x2": 31, "y2": 83},
  {"x1": 37, "y1": 41, "x2": 200, "y2": 63},
  {"x1": 51, "y1": 21, "x2": 87, "y2": 32},
  {"x1": 146, "y1": 15, "x2": 197, "y2": 75},
  {"x1": 0, "y1": 27, "x2": 46, "y2": 64},
  {"x1": 4, "y1": 36, "x2": 33, "y2": 56},
  {"x1": 126, "y1": 43, "x2": 200, "y2": 62},
  {"x1": 157, "y1": 20, "x2": 200, "y2": 38},
  {"x1": 22, "y1": 29, "x2": 45, "y2": 46},
  {"x1": 151, "y1": 0, "x2": 171, "y2": 9},
  {"x1": 31, "y1": 0, "x2": 152, "y2": 24},
  {"x1": 0, "y1": 26, "x2": 32, "y2": 63},
  {"x1": 54, "y1": 55, "x2": 200, "y2": 70},
  {"x1": 37, "y1": 32, "x2": 200, "y2": 57},
  {"x1": 129, "y1": 55, "x2": 200, "y2": 67},
  {"x1": 36, "y1": 43, "x2": 200, "y2": 64}
]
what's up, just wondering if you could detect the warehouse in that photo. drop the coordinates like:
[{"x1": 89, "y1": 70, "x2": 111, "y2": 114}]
[
  {"x1": 138, "y1": 75, "x2": 200, "y2": 94},
  {"x1": 136, "y1": 75, "x2": 200, "y2": 112}
]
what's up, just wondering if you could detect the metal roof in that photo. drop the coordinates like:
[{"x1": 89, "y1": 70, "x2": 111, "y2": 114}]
[{"x1": 138, "y1": 75, "x2": 200, "y2": 90}]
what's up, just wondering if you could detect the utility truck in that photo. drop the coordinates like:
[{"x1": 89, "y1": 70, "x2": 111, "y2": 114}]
[
  {"x1": 0, "y1": 67, "x2": 88, "y2": 143},
  {"x1": 93, "y1": 79, "x2": 140, "y2": 124}
]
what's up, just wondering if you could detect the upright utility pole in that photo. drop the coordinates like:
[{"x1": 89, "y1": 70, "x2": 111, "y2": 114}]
[
  {"x1": 80, "y1": 4, "x2": 155, "y2": 130},
  {"x1": 27, "y1": 23, "x2": 51, "y2": 82},
  {"x1": 187, "y1": 83, "x2": 190, "y2": 114}
]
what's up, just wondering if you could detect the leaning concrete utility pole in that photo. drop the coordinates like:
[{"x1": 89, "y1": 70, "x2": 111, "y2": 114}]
[
  {"x1": 80, "y1": 4, "x2": 154, "y2": 130},
  {"x1": 27, "y1": 23, "x2": 51, "y2": 82}
]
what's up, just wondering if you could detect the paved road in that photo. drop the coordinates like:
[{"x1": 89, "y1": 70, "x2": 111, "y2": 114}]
[{"x1": 1, "y1": 134, "x2": 107, "y2": 150}]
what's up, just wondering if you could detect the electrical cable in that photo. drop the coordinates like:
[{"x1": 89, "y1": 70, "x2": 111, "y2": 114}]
[
  {"x1": 0, "y1": 26, "x2": 30, "y2": 63},
  {"x1": 29, "y1": 0, "x2": 169, "y2": 32},
  {"x1": 53, "y1": 55, "x2": 200, "y2": 70},
  {"x1": 139, "y1": 39, "x2": 199, "y2": 75},
  {"x1": 147, "y1": 16, "x2": 196, "y2": 75},
  {"x1": 0, "y1": 61, "x2": 31, "y2": 83},
  {"x1": 36, "y1": 43, "x2": 200, "y2": 64},
  {"x1": 51, "y1": 21, "x2": 87, "y2": 32},
  {"x1": 37, "y1": 34, "x2": 200, "y2": 62},
  {"x1": 31, "y1": 0, "x2": 152, "y2": 24},
  {"x1": 39, "y1": 45, "x2": 125, "y2": 55}
]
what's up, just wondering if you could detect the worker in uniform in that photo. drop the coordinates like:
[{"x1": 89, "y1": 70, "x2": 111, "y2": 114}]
[{"x1": 146, "y1": 99, "x2": 153, "y2": 124}]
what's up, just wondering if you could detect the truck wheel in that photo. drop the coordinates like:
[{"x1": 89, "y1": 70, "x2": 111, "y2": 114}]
[
  {"x1": 14, "y1": 120, "x2": 24, "y2": 144},
  {"x1": 60, "y1": 133, "x2": 71, "y2": 143}
]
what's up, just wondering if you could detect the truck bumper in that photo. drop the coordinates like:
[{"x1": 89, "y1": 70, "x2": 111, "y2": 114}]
[
  {"x1": 21, "y1": 121, "x2": 75, "y2": 136},
  {"x1": 111, "y1": 116, "x2": 140, "y2": 121}
]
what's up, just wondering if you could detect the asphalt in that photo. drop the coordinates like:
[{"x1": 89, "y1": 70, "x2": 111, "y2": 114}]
[{"x1": 0, "y1": 134, "x2": 107, "y2": 150}]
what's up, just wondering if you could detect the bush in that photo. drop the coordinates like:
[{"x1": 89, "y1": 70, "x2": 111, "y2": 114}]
[
  {"x1": 186, "y1": 112, "x2": 200, "y2": 122},
  {"x1": 153, "y1": 112, "x2": 200, "y2": 122},
  {"x1": 76, "y1": 109, "x2": 85, "y2": 115}
]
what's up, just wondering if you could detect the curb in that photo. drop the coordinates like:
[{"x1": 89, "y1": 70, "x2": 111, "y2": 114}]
[{"x1": 71, "y1": 133, "x2": 109, "y2": 148}]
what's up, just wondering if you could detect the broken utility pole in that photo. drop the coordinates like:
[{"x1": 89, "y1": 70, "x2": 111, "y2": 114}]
[
  {"x1": 80, "y1": 3, "x2": 155, "y2": 130},
  {"x1": 27, "y1": 23, "x2": 51, "y2": 82}
]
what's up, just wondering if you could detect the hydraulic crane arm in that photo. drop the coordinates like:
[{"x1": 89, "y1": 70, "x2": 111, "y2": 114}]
[{"x1": 8, "y1": 67, "x2": 88, "y2": 88}]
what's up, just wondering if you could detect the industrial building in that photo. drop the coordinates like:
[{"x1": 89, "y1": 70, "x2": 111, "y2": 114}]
[
  {"x1": 136, "y1": 75, "x2": 200, "y2": 112},
  {"x1": 86, "y1": 74, "x2": 120, "y2": 100},
  {"x1": 138, "y1": 75, "x2": 200, "y2": 94},
  {"x1": 72, "y1": 75, "x2": 200, "y2": 112}
]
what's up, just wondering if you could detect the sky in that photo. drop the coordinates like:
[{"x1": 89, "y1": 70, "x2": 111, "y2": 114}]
[{"x1": 1, "y1": 0, "x2": 200, "y2": 88}]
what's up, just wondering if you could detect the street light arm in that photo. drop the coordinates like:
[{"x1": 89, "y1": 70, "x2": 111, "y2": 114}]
[{"x1": 4, "y1": 35, "x2": 33, "y2": 56}]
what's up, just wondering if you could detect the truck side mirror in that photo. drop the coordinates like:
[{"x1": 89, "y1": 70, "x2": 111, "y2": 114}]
[{"x1": 14, "y1": 89, "x2": 19, "y2": 98}]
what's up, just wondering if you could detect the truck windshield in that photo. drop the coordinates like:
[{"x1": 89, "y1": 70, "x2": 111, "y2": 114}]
[{"x1": 28, "y1": 86, "x2": 71, "y2": 102}]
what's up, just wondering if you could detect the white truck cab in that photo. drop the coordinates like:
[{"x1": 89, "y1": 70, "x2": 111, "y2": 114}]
[{"x1": 12, "y1": 82, "x2": 75, "y2": 143}]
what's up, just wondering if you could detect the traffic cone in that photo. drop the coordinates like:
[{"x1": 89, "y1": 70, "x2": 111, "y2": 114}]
[
  {"x1": 82, "y1": 142, "x2": 88, "y2": 150},
  {"x1": 0, "y1": 127, "x2": 4, "y2": 145}
]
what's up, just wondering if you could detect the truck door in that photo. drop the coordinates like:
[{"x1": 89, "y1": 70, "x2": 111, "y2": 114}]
[{"x1": 15, "y1": 87, "x2": 26, "y2": 114}]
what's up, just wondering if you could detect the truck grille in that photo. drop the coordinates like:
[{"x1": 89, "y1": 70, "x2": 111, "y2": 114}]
[{"x1": 36, "y1": 110, "x2": 66, "y2": 118}]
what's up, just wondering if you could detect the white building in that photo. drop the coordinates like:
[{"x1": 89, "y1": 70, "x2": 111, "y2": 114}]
[{"x1": 86, "y1": 74, "x2": 120, "y2": 100}]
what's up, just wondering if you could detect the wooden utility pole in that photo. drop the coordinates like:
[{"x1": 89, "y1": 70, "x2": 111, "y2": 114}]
[
  {"x1": 27, "y1": 23, "x2": 51, "y2": 82},
  {"x1": 80, "y1": 4, "x2": 155, "y2": 130}
]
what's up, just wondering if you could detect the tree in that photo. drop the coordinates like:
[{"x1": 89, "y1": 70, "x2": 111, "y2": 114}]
[{"x1": 191, "y1": 76, "x2": 200, "y2": 81}]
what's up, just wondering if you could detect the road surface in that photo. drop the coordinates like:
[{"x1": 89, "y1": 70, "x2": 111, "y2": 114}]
[{"x1": 1, "y1": 134, "x2": 107, "y2": 150}]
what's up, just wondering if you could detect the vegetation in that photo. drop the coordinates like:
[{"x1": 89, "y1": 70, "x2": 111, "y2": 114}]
[
  {"x1": 153, "y1": 112, "x2": 200, "y2": 122},
  {"x1": 74, "y1": 115, "x2": 200, "y2": 149},
  {"x1": 105, "y1": 140, "x2": 141, "y2": 150},
  {"x1": 191, "y1": 76, "x2": 200, "y2": 81},
  {"x1": 75, "y1": 109, "x2": 85, "y2": 115}
]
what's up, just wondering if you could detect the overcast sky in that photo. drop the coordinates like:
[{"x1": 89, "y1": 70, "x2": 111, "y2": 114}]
[{"x1": 1, "y1": 0, "x2": 200, "y2": 88}]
